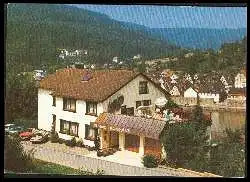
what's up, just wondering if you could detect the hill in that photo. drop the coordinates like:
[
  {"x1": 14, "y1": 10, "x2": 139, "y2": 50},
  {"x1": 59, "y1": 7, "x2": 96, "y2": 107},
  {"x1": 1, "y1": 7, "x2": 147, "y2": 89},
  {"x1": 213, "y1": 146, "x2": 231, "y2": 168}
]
[
  {"x1": 165, "y1": 36, "x2": 247, "y2": 74},
  {"x1": 117, "y1": 21, "x2": 246, "y2": 50},
  {"x1": 146, "y1": 28, "x2": 247, "y2": 50},
  {"x1": 6, "y1": 3, "x2": 184, "y2": 73}
]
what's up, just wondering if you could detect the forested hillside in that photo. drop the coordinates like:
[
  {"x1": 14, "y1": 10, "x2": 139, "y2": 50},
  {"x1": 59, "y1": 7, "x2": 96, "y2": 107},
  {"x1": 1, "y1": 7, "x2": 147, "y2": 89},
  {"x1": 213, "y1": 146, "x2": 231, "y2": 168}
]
[
  {"x1": 165, "y1": 36, "x2": 247, "y2": 74},
  {"x1": 145, "y1": 28, "x2": 246, "y2": 50},
  {"x1": 6, "y1": 3, "x2": 184, "y2": 74}
]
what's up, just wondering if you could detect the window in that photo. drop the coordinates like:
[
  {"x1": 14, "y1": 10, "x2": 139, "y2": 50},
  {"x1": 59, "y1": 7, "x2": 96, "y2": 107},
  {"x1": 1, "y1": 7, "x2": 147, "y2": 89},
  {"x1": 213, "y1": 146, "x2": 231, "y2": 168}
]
[
  {"x1": 139, "y1": 81, "x2": 149, "y2": 94},
  {"x1": 143, "y1": 100, "x2": 151, "y2": 106},
  {"x1": 60, "y1": 119, "x2": 79, "y2": 137},
  {"x1": 85, "y1": 124, "x2": 97, "y2": 141},
  {"x1": 136, "y1": 100, "x2": 151, "y2": 108},
  {"x1": 136, "y1": 101, "x2": 142, "y2": 108},
  {"x1": 86, "y1": 102, "x2": 97, "y2": 116},
  {"x1": 63, "y1": 98, "x2": 76, "y2": 112},
  {"x1": 52, "y1": 96, "x2": 56, "y2": 106},
  {"x1": 126, "y1": 107, "x2": 134, "y2": 116},
  {"x1": 121, "y1": 105, "x2": 127, "y2": 115}
]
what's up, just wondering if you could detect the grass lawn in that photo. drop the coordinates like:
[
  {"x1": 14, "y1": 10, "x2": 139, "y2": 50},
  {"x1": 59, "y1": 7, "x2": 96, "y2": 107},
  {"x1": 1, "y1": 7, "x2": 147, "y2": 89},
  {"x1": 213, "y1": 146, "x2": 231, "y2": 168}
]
[
  {"x1": 30, "y1": 159, "x2": 96, "y2": 175},
  {"x1": 5, "y1": 159, "x2": 98, "y2": 176}
]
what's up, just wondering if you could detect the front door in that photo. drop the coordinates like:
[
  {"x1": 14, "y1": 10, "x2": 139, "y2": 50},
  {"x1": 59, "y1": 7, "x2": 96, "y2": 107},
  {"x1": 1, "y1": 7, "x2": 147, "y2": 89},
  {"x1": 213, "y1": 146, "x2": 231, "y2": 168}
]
[
  {"x1": 125, "y1": 134, "x2": 140, "y2": 153},
  {"x1": 109, "y1": 131, "x2": 119, "y2": 148}
]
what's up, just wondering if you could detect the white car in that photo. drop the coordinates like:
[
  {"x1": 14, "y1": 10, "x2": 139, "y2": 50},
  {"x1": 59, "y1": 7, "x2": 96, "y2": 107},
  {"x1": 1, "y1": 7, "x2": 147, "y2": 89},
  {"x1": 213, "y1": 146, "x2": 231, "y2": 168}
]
[{"x1": 5, "y1": 124, "x2": 24, "y2": 135}]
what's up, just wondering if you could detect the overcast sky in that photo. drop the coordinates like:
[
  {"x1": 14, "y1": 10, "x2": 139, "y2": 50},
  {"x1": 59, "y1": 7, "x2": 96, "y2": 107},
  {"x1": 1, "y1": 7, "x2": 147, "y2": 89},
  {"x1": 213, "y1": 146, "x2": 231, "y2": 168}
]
[{"x1": 70, "y1": 4, "x2": 247, "y2": 29}]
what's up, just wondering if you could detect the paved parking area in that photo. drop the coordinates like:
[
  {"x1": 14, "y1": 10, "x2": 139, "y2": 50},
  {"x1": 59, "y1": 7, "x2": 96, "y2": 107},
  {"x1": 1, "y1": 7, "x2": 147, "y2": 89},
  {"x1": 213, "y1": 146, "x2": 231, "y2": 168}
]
[
  {"x1": 22, "y1": 141, "x2": 93, "y2": 156},
  {"x1": 86, "y1": 150, "x2": 144, "y2": 167},
  {"x1": 21, "y1": 141, "x2": 220, "y2": 177}
]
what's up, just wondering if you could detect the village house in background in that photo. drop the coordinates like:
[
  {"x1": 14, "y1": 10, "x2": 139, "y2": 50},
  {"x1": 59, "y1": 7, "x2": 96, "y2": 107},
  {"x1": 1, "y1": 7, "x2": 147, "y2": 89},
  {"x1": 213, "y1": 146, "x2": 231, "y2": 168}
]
[{"x1": 153, "y1": 68, "x2": 246, "y2": 108}]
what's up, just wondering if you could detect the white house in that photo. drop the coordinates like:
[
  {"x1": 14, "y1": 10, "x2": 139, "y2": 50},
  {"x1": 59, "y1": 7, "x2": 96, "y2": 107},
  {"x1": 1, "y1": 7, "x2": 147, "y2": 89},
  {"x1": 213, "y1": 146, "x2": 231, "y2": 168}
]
[
  {"x1": 133, "y1": 54, "x2": 141, "y2": 60},
  {"x1": 33, "y1": 70, "x2": 46, "y2": 81},
  {"x1": 112, "y1": 56, "x2": 118, "y2": 63},
  {"x1": 234, "y1": 71, "x2": 246, "y2": 88},
  {"x1": 169, "y1": 86, "x2": 181, "y2": 96},
  {"x1": 183, "y1": 87, "x2": 220, "y2": 103},
  {"x1": 184, "y1": 87, "x2": 198, "y2": 98},
  {"x1": 38, "y1": 68, "x2": 169, "y2": 149},
  {"x1": 184, "y1": 52, "x2": 194, "y2": 58}
]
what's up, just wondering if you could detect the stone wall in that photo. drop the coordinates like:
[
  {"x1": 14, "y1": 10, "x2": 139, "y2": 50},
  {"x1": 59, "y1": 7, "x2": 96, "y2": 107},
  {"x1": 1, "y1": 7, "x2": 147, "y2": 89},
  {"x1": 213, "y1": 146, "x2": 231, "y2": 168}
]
[
  {"x1": 171, "y1": 96, "x2": 215, "y2": 107},
  {"x1": 171, "y1": 96, "x2": 246, "y2": 109}
]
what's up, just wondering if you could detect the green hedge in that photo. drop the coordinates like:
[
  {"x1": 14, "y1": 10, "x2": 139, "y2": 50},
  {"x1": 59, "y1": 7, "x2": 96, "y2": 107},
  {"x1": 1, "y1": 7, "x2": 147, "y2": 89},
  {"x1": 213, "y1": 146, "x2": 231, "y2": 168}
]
[{"x1": 142, "y1": 154, "x2": 159, "y2": 168}]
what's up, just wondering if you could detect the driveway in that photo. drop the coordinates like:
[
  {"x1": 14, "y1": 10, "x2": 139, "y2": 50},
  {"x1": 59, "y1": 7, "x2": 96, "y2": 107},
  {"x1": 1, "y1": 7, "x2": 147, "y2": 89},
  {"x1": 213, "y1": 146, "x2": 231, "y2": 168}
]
[
  {"x1": 86, "y1": 150, "x2": 144, "y2": 167},
  {"x1": 21, "y1": 141, "x2": 220, "y2": 177}
]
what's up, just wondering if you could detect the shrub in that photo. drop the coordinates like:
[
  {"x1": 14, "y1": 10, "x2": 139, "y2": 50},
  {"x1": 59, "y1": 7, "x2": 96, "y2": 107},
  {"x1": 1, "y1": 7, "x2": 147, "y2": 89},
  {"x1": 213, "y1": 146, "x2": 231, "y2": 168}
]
[
  {"x1": 4, "y1": 135, "x2": 35, "y2": 172},
  {"x1": 65, "y1": 137, "x2": 76, "y2": 147},
  {"x1": 76, "y1": 138, "x2": 83, "y2": 147},
  {"x1": 102, "y1": 150, "x2": 109, "y2": 157},
  {"x1": 58, "y1": 138, "x2": 64, "y2": 144},
  {"x1": 94, "y1": 136, "x2": 100, "y2": 150},
  {"x1": 97, "y1": 150, "x2": 103, "y2": 157},
  {"x1": 50, "y1": 132, "x2": 59, "y2": 143},
  {"x1": 142, "y1": 154, "x2": 159, "y2": 168},
  {"x1": 96, "y1": 168, "x2": 105, "y2": 175},
  {"x1": 166, "y1": 99, "x2": 179, "y2": 108},
  {"x1": 87, "y1": 146, "x2": 96, "y2": 151}
]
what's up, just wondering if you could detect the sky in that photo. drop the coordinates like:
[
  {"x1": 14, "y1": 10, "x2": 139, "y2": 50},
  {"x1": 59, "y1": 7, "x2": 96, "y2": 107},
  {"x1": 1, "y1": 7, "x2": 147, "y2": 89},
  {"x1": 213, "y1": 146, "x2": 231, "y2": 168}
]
[{"x1": 70, "y1": 4, "x2": 247, "y2": 29}]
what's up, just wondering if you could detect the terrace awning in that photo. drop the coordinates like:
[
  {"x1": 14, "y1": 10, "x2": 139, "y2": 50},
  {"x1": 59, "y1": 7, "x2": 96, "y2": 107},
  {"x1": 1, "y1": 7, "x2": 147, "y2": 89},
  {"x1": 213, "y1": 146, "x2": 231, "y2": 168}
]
[{"x1": 95, "y1": 113, "x2": 166, "y2": 140}]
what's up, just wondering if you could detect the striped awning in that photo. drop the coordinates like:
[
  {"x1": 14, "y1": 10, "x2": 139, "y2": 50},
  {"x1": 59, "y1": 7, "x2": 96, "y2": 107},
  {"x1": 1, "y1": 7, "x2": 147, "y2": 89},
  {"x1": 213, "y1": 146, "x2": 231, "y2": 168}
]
[{"x1": 95, "y1": 113, "x2": 166, "y2": 140}]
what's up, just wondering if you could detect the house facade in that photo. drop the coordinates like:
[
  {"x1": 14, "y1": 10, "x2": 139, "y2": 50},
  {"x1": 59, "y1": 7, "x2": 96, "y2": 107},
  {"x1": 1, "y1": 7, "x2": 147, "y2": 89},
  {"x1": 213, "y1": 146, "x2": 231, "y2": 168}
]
[
  {"x1": 228, "y1": 88, "x2": 246, "y2": 101},
  {"x1": 38, "y1": 68, "x2": 169, "y2": 149},
  {"x1": 184, "y1": 87, "x2": 197, "y2": 98},
  {"x1": 234, "y1": 71, "x2": 246, "y2": 88}
]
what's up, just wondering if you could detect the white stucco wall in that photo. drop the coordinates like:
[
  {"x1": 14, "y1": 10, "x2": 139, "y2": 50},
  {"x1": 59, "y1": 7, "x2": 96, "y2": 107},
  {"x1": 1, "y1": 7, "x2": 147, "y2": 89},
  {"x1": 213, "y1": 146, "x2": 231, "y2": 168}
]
[
  {"x1": 199, "y1": 93, "x2": 220, "y2": 103},
  {"x1": 170, "y1": 86, "x2": 180, "y2": 96},
  {"x1": 101, "y1": 75, "x2": 167, "y2": 113},
  {"x1": 235, "y1": 73, "x2": 246, "y2": 88},
  {"x1": 184, "y1": 87, "x2": 197, "y2": 98},
  {"x1": 38, "y1": 75, "x2": 167, "y2": 146},
  {"x1": 38, "y1": 89, "x2": 54, "y2": 131},
  {"x1": 38, "y1": 88, "x2": 96, "y2": 146}
]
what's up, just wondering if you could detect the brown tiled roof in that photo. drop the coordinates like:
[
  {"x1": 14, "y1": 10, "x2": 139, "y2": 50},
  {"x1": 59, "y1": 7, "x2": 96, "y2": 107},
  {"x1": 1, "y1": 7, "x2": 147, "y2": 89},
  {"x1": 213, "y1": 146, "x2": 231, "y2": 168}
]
[
  {"x1": 39, "y1": 68, "x2": 169, "y2": 102},
  {"x1": 95, "y1": 113, "x2": 166, "y2": 140}
]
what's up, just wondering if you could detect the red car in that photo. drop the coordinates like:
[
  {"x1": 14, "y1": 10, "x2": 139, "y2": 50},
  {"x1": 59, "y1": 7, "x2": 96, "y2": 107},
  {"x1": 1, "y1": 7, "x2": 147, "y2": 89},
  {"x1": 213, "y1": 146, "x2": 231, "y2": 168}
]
[{"x1": 19, "y1": 128, "x2": 35, "y2": 140}]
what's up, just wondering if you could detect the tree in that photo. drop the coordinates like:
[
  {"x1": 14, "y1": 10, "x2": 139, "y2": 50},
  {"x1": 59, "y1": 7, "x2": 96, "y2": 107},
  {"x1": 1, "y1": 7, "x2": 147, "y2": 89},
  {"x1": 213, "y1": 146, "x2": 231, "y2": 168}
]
[
  {"x1": 4, "y1": 135, "x2": 34, "y2": 172},
  {"x1": 160, "y1": 105, "x2": 212, "y2": 171},
  {"x1": 5, "y1": 71, "x2": 38, "y2": 122},
  {"x1": 137, "y1": 60, "x2": 146, "y2": 73},
  {"x1": 208, "y1": 128, "x2": 245, "y2": 177}
]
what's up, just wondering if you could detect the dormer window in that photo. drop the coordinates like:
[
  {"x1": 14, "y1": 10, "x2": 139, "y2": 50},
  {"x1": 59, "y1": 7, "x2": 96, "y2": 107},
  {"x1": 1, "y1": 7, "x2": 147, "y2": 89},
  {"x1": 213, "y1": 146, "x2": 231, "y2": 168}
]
[{"x1": 81, "y1": 71, "x2": 92, "y2": 82}]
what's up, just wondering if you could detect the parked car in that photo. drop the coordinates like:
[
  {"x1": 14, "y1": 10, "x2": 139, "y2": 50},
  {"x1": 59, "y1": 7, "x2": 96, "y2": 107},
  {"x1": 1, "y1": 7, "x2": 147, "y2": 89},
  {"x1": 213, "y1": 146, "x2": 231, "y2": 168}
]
[
  {"x1": 5, "y1": 123, "x2": 24, "y2": 135},
  {"x1": 30, "y1": 132, "x2": 49, "y2": 144},
  {"x1": 19, "y1": 128, "x2": 35, "y2": 140}
]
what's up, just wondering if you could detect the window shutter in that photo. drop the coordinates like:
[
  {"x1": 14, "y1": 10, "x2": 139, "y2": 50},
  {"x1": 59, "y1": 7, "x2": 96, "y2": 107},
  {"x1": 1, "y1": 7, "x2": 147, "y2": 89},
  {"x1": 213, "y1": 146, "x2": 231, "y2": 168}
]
[
  {"x1": 60, "y1": 119, "x2": 63, "y2": 132},
  {"x1": 86, "y1": 102, "x2": 89, "y2": 113},
  {"x1": 85, "y1": 124, "x2": 90, "y2": 138},
  {"x1": 94, "y1": 128, "x2": 98, "y2": 138}
]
